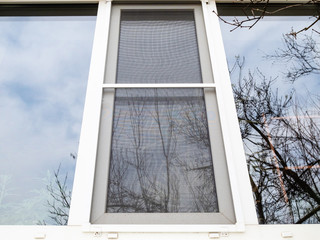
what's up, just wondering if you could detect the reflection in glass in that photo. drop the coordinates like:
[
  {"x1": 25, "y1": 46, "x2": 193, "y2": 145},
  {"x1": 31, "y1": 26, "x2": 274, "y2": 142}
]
[
  {"x1": 106, "y1": 89, "x2": 218, "y2": 213},
  {"x1": 0, "y1": 16, "x2": 96, "y2": 224},
  {"x1": 105, "y1": 10, "x2": 218, "y2": 213},
  {"x1": 220, "y1": 14, "x2": 320, "y2": 224}
]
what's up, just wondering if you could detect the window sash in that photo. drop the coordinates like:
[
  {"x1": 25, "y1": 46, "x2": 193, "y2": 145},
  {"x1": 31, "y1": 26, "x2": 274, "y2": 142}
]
[
  {"x1": 90, "y1": 3, "x2": 235, "y2": 224},
  {"x1": 102, "y1": 83, "x2": 216, "y2": 88}
]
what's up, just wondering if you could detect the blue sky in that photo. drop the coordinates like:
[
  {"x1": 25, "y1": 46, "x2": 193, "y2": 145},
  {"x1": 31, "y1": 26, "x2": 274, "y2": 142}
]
[{"x1": 0, "y1": 16, "x2": 96, "y2": 224}]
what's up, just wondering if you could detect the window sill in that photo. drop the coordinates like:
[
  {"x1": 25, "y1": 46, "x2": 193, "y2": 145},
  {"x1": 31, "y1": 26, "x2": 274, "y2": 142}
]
[{"x1": 80, "y1": 222, "x2": 246, "y2": 233}]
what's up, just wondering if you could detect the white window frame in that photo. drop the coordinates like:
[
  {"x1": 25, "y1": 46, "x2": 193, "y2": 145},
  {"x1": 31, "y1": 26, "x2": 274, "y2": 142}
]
[
  {"x1": 68, "y1": 0, "x2": 257, "y2": 232},
  {"x1": 90, "y1": 3, "x2": 235, "y2": 225},
  {"x1": 1, "y1": 1, "x2": 320, "y2": 239}
]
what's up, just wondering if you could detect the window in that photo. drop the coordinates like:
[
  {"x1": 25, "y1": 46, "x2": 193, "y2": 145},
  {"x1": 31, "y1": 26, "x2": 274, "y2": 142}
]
[
  {"x1": 218, "y1": 4, "x2": 320, "y2": 224},
  {"x1": 0, "y1": 4, "x2": 97, "y2": 225},
  {"x1": 90, "y1": 4, "x2": 235, "y2": 224},
  {"x1": 2, "y1": 1, "x2": 320, "y2": 237}
]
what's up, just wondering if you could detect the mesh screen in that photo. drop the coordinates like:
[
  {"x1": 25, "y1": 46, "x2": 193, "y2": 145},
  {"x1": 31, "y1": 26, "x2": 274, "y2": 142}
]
[
  {"x1": 116, "y1": 10, "x2": 202, "y2": 84},
  {"x1": 106, "y1": 11, "x2": 218, "y2": 213}
]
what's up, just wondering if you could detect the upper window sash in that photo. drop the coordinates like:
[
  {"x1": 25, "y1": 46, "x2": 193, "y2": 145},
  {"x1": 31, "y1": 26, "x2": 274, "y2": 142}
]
[{"x1": 102, "y1": 83, "x2": 216, "y2": 88}]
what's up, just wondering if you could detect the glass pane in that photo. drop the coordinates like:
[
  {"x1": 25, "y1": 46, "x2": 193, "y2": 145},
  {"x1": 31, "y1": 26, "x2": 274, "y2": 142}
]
[
  {"x1": 0, "y1": 16, "x2": 96, "y2": 224},
  {"x1": 219, "y1": 14, "x2": 320, "y2": 224},
  {"x1": 116, "y1": 11, "x2": 202, "y2": 84},
  {"x1": 106, "y1": 88, "x2": 218, "y2": 213}
]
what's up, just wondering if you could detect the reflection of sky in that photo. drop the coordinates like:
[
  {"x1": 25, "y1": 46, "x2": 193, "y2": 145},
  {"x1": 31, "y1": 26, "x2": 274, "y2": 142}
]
[
  {"x1": 0, "y1": 16, "x2": 96, "y2": 224},
  {"x1": 220, "y1": 16, "x2": 320, "y2": 99},
  {"x1": 220, "y1": 16, "x2": 320, "y2": 223}
]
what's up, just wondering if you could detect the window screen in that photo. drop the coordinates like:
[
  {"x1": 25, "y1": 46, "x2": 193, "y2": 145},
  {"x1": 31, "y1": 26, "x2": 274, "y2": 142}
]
[
  {"x1": 115, "y1": 11, "x2": 202, "y2": 84},
  {"x1": 106, "y1": 11, "x2": 218, "y2": 213},
  {"x1": 91, "y1": 5, "x2": 235, "y2": 224}
]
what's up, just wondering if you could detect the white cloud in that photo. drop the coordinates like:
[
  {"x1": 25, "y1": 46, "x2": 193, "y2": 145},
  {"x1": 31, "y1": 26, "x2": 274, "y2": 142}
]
[
  {"x1": 0, "y1": 16, "x2": 96, "y2": 224},
  {"x1": 220, "y1": 16, "x2": 320, "y2": 96}
]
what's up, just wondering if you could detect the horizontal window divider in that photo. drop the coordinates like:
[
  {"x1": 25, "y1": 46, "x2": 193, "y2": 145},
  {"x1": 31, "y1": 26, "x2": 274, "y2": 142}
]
[{"x1": 102, "y1": 83, "x2": 216, "y2": 88}]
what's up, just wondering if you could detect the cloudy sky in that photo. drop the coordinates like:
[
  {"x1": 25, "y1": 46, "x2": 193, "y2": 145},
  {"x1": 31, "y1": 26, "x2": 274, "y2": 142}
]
[
  {"x1": 0, "y1": 16, "x2": 96, "y2": 224},
  {"x1": 220, "y1": 16, "x2": 320, "y2": 100}
]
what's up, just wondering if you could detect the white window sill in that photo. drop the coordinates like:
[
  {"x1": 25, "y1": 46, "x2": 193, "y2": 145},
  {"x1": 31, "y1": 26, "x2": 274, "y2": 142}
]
[{"x1": 80, "y1": 222, "x2": 246, "y2": 233}]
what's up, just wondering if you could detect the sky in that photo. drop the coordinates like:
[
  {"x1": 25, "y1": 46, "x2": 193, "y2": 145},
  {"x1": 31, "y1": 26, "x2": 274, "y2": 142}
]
[
  {"x1": 220, "y1": 16, "x2": 320, "y2": 100},
  {"x1": 219, "y1": 16, "x2": 320, "y2": 223},
  {"x1": 220, "y1": 15, "x2": 320, "y2": 152},
  {"x1": 0, "y1": 16, "x2": 96, "y2": 224}
]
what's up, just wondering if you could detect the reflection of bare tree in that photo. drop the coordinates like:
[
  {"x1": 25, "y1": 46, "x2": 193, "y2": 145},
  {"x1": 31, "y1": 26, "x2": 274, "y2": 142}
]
[
  {"x1": 267, "y1": 34, "x2": 320, "y2": 82},
  {"x1": 106, "y1": 89, "x2": 218, "y2": 213},
  {"x1": 231, "y1": 54, "x2": 320, "y2": 223},
  {"x1": 216, "y1": 1, "x2": 320, "y2": 36},
  {"x1": 178, "y1": 101, "x2": 210, "y2": 148},
  {"x1": 175, "y1": 101, "x2": 218, "y2": 212},
  {"x1": 45, "y1": 163, "x2": 72, "y2": 225}
]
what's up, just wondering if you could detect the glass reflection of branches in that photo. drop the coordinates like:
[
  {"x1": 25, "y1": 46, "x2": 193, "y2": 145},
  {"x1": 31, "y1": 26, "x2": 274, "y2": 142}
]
[
  {"x1": 230, "y1": 33, "x2": 320, "y2": 224},
  {"x1": 106, "y1": 88, "x2": 218, "y2": 213}
]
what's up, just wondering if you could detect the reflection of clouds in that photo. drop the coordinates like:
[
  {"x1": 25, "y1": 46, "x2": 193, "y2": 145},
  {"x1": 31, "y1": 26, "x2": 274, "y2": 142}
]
[
  {"x1": 221, "y1": 16, "x2": 320, "y2": 223},
  {"x1": 220, "y1": 16, "x2": 320, "y2": 97},
  {"x1": 0, "y1": 16, "x2": 96, "y2": 224}
]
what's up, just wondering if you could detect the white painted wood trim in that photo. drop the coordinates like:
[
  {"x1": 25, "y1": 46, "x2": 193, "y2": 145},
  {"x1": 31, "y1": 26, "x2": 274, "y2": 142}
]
[
  {"x1": 82, "y1": 223, "x2": 245, "y2": 233},
  {"x1": 202, "y1": 0, "x2": 258, "y2": 225},
  {"x1": 201, "y1": 0, "x2": 245, "y2": 230},
  {"x1": 1, "y1": 224, "x2": 320, "y2": 239},
  {"x1": 68, "y1": 0, "x2": 111, "y2": 225},
  {"x1": 102, "y1": 83, "x2": 216, "y2": 88}
]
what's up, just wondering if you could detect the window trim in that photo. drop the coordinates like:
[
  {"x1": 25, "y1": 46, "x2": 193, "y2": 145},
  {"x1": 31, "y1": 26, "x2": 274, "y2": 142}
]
[
  {"x1": 0, "y1": 4, "x2": 97, "y2": 16},
  {"x1": 200, "y1": 0, "x2": 257, "y2": 229},
  {"x1": 90, "y1": 4, "x2": 235, "y2": 225},
  {"x1": 69, "y1": 0, "x2": 256, "y2": 232}
]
